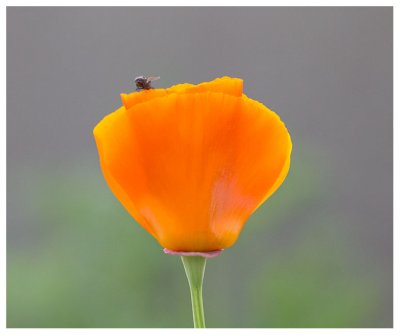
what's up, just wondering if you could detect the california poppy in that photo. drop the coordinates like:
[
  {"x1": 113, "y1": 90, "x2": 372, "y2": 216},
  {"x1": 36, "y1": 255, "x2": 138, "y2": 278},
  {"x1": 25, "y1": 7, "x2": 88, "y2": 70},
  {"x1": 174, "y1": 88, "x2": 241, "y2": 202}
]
[
  {"x1": 94, "y1": 76, "x2": 292, "y2": 327},
  {"x1": 93, "y1": 77, "x2": 292, "y2": 253}
]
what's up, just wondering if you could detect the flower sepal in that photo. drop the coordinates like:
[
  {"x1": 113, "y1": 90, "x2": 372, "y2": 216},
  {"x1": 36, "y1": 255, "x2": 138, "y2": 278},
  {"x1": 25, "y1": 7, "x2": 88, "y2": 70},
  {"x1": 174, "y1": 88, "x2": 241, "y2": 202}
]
[{"x1": 163, "y1": 248, "x2": 222, "y2": 259}]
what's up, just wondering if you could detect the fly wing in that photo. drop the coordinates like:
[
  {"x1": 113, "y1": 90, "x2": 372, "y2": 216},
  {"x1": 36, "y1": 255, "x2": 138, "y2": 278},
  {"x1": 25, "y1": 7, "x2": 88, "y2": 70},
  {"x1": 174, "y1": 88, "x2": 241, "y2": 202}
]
[{"x1": 147, "y1": 76, "x2": 160, "y2": 82}]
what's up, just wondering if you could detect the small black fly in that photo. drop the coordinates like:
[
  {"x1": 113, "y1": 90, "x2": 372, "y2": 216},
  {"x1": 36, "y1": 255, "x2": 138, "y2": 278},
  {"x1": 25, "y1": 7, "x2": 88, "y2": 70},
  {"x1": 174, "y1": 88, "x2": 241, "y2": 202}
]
[{"x1": 134, "y1": 76, "x2": 160, "y2": 91}]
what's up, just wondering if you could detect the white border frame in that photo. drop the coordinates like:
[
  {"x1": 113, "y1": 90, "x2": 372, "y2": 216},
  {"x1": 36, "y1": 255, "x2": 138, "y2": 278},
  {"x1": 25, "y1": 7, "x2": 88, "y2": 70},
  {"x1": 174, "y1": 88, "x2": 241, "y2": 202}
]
[{"x1": 2, "y1": 2, "x2": 397, "y2": 334}]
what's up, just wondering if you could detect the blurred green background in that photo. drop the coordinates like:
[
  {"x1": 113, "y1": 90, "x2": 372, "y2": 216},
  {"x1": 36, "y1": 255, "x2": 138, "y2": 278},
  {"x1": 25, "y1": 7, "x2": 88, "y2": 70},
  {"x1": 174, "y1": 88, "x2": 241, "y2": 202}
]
[{"x1": 7, "y1": 7, "x2": 392, "y2": 327}]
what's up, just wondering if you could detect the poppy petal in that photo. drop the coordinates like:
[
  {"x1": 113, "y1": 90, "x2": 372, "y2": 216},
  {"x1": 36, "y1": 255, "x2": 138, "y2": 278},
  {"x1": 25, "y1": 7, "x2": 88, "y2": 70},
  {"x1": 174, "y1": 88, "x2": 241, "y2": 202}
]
[
  {"x1": 94, "y1": 89, "x2": 291, "y2": 252},
  {"x1": 121, "y1": 76, "x2": 243, "y2": 110}
]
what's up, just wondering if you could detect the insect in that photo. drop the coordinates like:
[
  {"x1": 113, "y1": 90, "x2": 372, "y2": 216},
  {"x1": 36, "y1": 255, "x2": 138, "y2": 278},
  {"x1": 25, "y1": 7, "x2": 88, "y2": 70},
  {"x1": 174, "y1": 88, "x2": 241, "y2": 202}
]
[{"x1": 134, "y1": 75, "x2": 160, "y2": 91}]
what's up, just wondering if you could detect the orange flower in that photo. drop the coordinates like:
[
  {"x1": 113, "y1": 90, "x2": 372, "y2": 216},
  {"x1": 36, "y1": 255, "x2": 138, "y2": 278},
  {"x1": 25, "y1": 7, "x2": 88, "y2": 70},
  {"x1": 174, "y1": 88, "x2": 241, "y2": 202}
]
[{"x1": 94, "y1": 77, "x2": 292, "y2": 252}]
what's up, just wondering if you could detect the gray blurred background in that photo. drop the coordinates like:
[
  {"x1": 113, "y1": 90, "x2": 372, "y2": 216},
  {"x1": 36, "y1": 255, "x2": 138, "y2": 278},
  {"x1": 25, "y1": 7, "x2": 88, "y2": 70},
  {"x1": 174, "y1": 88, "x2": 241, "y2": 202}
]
[{"x1": 7, "y1": 7, "x2": 392, "y2": 328}]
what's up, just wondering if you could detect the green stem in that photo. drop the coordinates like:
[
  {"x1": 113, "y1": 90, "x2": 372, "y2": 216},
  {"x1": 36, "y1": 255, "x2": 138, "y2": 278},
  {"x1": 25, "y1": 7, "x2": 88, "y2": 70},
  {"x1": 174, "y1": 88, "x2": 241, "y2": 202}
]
[{"x1": 181, "y1": 256, "x2": 206, "y2": 328}]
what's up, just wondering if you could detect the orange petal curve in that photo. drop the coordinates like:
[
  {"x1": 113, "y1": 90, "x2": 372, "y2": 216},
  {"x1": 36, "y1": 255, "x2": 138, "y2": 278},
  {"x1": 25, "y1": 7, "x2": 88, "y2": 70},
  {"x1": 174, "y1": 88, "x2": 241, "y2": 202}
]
[{"x1": 94, "y1": 79, "x2": 291, "y2": 252}]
